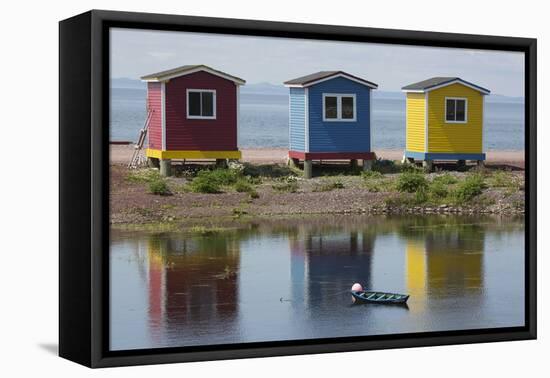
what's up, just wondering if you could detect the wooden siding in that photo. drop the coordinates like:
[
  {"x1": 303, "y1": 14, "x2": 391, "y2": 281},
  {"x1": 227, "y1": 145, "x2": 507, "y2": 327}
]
[
  {"x1": 164, "y1": 71, "x2": 238, "y2": 151},
  {"x1": 405, "y1": 93, "x2": 426, "y2": 152},
  {"x1": 147, "y1": 82, "x2": 163, "y2": 150},
  {"x1": 307, "y1": 77, "x2": 371, "y2": 153},
  {"x1": 427, "y1": 83, "x2": 483, "y2": 153},
  {"x1": 289, "y1": 87, "x2": 306, "y2": 152}
]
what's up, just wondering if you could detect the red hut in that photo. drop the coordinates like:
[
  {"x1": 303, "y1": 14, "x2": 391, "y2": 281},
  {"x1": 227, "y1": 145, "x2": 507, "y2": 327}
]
[{"x1": 140, "y1": 65, "x2": 246, "y2": 175}]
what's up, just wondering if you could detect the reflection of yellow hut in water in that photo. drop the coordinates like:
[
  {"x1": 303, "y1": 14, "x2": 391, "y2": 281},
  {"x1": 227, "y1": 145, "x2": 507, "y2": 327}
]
[
  {"x1": 406, "y1": 240, "x2": 427, "y2": 298},
  {"x1": 405, "y1": 228, "x2": 484, "y2": 308}
]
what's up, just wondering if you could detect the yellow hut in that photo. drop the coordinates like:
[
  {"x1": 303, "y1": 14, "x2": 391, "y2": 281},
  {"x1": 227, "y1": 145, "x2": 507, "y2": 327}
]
[{"x1": 401, "y1": 77, "x2": 490, "y2": 169}]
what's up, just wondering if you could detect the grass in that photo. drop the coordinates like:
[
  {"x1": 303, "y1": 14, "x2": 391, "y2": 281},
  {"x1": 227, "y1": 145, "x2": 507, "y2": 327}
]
[
  {"x1": 272, "y1": 181, "x2": 299, "y2": 193},
  {"x1": 188, "y1": 225, "x2": 229, "y2": 235},
  {"x1": 361, "y1": 170, "x2": 383, "y2": 180},
  {"x1": 313, "y1": 178, "x2": 344, "y2": 192}
]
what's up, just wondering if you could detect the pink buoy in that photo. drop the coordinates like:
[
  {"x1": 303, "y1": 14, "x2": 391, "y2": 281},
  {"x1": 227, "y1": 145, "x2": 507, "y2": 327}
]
[{"x1": 351, "y1": 283, "x2": 363, "y2": 292}]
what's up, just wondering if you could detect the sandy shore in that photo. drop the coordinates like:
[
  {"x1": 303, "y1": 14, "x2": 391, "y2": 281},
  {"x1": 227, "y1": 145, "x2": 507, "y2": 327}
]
[{"x1": 111, "y1": 144, "x2": 525, "y2": 168}]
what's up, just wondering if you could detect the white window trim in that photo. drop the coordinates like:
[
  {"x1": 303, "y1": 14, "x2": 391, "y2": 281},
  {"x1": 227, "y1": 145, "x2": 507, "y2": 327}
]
[
  {"x1": 186, "y1": 89, "x2": 217, "y2": 120},
  {"x1": 322, "y1": 93, "x2": 357, "y2": 122},
  {"x1": 444, "y1": 97, "x2": 468, "y2": 124}
]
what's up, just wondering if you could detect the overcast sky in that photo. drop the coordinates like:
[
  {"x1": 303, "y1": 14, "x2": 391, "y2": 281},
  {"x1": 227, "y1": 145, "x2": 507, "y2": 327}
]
[{"x1": 111, "y1": 28, "x2": 524, "y2": 97}]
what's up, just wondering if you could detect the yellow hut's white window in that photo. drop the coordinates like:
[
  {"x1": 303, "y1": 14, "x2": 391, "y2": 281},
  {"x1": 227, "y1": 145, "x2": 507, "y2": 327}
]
[{"x1": 445, "y1": 97, "x2": 468, "y2": 123}]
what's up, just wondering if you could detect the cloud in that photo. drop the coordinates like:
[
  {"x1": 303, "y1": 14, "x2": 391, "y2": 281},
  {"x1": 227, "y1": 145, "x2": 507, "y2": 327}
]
[{"x1": 110, "y1": 28, "x2": 524, "y2": 97}]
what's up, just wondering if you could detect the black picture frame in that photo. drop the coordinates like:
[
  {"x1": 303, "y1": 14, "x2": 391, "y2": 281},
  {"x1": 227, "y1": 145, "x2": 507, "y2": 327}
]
[{"x1": 59, "y1": 9, "x2": 537, "y2": 368}]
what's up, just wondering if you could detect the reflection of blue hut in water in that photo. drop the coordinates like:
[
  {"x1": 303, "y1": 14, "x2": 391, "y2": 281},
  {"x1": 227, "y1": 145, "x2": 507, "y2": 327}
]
[{"x1": 290, "y1": 228, "x2": 375, "y2": 307}]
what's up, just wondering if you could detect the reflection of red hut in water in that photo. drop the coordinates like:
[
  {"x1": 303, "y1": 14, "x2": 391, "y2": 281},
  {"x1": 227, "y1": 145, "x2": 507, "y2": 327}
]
[
  {"x1": 140, "y1": 65, "x2": 246, "y2": 176},
  {"x1": 146, "y1": 236, "x2": 240, "y2": 340}
]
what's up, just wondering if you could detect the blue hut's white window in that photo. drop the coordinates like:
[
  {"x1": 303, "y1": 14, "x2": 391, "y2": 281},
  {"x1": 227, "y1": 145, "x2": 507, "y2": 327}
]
[
  {"x1": 187, "y1": 89, "x2": 217, "y2": 119},
  {"x1": 322, "y1": 93, "x2": 356, "y2": 122},
  {"x1": 445, "y1": 97, "x2": 468, "y2": 123}
]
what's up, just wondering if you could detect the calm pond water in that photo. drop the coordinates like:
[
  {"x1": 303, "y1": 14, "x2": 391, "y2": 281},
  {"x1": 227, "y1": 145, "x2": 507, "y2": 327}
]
[{"x1": 110, "y1": 215, "x2": 525, "y2": 351}]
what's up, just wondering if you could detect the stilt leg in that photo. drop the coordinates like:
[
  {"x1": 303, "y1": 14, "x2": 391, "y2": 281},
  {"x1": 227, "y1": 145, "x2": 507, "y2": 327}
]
[
  {"x1": 363, "y1": 159, "x2": 373, "y2": 171},
  {"x1": 216, "y1": 159, "x2": 228, "y2": 168},
  {"x1": 147, "y1": 157, "x2": 160, "y2": 168},
  {"x1": 304, "y1": 160, "x2": 313, "y2": 179},
  {"x1": 423, "y1": 160, "x2": 433, "y2": 172},
  {"x1": 160, "y1": 159, "x2": 172, "y2": 177}
]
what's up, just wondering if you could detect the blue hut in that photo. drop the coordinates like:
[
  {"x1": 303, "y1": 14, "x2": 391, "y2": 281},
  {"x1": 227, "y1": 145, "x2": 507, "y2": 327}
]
[{"x1": 283, "y1": 71, "x2": 378, "y2": 177}]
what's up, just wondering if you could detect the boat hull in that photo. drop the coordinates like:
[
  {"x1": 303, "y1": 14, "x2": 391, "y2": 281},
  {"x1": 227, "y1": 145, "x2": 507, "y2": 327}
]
[{"x1": 351, "y1": 290, "x2": 409, "y2": 304}]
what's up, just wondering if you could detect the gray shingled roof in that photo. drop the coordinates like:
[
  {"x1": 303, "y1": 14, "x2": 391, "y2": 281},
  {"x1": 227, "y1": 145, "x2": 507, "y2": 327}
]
[
  {"x1": 402, "y1": 77, "x2": 490, "y2": 94},
  {"x1": 141, "y1": 64, "x2": 246, "y2": 84},
  {"x1": 284, "y1": 71, "x2": 378, "y2": 88}
]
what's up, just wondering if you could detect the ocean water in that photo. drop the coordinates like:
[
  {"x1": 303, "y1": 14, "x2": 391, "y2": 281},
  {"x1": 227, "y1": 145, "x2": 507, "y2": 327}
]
[
  {"x1": 110, "y1": 215, "x2": 525, "y2": 350},
  {"x1": 110, "y1": 88, "x2": 525, "y2": 150}
]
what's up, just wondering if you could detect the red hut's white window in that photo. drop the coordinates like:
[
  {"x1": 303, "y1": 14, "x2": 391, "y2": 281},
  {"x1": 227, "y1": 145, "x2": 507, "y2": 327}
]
[{"x1": 186, "y1": 89, "x2": 217, "y2": 119}]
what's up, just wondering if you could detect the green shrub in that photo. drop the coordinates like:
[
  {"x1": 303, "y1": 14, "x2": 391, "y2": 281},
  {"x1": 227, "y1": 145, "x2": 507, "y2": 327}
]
[
  {"x1": 234, "y1": 179, "x2": 254, "y2": 193},
  {"x1": 196, "y1": 169, "x2": 238, "y2": 186},
  {"x1": 400, "y1": 164, "x2": 424, "y2": 173},
  {"x1": 249, "y1": 190, "x2": 260, "y2": 199},
  {"x1": 429, "y1": 180, "x2": 449, "y2": 199},
  {"x1": 188, "y1": 177, "x2": 221, "y2": 193},
  {"x1": 415, "y1": 188, "x2": 429, "y2": 204},
  {"x1": 487, "y1": 170, "x2": 514, "y2": 188},
  {"x1": 272, "y1": 181, "x2": 299, "y2": 193},
  {"x1": 313, "y1": 179, "x2": 344, "y2": 192},
  {"x1": 186, "y1": 168, "x2": 240, "y2": 193},
  {"x1": 432, "y1": 173, "x2": 458, "y2": 185},
  {"x1": 453, "y1": 174, "x2": 486, "y2": 202},
  {"x1": 127, "y1": 169, "x2": 162, "y2": 183},
  {"x1": 396, "y1": 171, "x2": 428, "y2": 193},
  {"x1": 148, "y1": 179, "x2": 171, "y2": 195}
]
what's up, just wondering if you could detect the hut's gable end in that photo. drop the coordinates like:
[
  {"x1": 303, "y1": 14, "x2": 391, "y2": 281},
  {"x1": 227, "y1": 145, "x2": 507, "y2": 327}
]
[
  {"x1": 289, "y1": 88, "x2": 307, "y2": 152},
  {"x1": 406, "y1": 93, "x2": 426, "y2": 153},
  {"x1": 147, "y1": 82, "x2": 163, "y2": 150},
  {"x1": 164, "y1": 71, "x2": 238, "y2": 151},
  {"x1": 307, "y1": 77, "x2": 371, "y2": 153},
  {"x1": 427, "y1": 83, "x2": 483, "y2": 154}
]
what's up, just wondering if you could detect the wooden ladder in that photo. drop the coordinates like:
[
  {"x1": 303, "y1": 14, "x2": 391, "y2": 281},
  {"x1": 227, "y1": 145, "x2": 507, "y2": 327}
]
[{"x1": 128, "y1": 109, "x2": 154, "y2": 169}]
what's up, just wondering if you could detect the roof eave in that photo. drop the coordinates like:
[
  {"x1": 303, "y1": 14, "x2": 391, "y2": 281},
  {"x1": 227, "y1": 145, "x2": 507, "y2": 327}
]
[
  {"x1": 401, "y1": 79, "x2": 490, "y2": 95},
  {"x1": 284, "y1": 73, "x2": 378, "y2": 89},
  {"x1": 140, "y1": 66, "x2": 246, "y2": 85}
]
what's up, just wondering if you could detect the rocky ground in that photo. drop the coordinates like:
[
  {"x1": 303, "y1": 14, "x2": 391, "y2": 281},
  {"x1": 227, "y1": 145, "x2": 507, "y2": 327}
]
[{"x1": 110, "y1": 162, "x2": 525, "y2": 225}]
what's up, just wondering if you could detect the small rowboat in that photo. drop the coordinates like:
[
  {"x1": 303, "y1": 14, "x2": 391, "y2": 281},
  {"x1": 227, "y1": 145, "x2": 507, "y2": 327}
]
[{"x1": 351, "y1": 290, "x2": 409, "y2": 304}]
